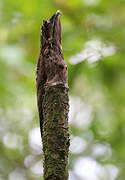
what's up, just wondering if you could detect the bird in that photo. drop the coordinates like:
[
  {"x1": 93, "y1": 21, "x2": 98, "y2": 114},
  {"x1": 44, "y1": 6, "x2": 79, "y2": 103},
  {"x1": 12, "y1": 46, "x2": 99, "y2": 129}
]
[{"x1": 36, "y1": 10, "x2": 68, "y2": 137}]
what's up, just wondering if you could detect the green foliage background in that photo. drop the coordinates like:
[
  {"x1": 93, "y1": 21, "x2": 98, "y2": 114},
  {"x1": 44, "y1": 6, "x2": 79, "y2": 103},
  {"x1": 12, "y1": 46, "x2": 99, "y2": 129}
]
[{"x1": 0, "y1": 0, "x2": 125, "y2": 179}]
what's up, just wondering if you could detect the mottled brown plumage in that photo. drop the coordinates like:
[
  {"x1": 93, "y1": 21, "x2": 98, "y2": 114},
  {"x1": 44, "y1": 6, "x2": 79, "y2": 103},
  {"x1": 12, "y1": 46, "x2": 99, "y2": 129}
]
[{"x1": 36, "y1": 11, "x2": 68, "y2": 137}]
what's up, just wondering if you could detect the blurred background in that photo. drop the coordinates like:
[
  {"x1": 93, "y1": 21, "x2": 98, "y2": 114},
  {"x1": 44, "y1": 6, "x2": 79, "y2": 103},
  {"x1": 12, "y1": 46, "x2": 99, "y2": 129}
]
[{"x1": 0, "y1": 0, "x2": 125, "y2": 179}]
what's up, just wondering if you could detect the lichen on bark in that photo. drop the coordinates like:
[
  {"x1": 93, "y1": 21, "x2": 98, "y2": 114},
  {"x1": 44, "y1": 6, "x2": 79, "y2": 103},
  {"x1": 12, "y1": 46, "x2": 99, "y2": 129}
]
[{"x1": 42, "y1": 85, "x2": 69, "y2": 180}]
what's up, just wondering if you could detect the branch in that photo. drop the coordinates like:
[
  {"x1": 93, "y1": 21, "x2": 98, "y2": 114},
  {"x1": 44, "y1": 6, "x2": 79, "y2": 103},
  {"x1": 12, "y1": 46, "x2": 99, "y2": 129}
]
[{"x1": 36, "y1": 11, "x2": 70, "y2": 180}]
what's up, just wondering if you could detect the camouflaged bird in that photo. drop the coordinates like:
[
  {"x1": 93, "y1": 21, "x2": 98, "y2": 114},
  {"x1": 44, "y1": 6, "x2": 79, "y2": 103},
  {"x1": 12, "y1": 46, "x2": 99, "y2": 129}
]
[{"x1": 36, "y1": 11, "x2": 68, "y2": 137}]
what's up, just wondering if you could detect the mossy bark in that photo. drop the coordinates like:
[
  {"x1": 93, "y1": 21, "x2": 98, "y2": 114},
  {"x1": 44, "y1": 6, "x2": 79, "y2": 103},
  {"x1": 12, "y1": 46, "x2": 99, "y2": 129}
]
[{"x1": 42, "y1": 84, "x2": 69, "y2": 180}]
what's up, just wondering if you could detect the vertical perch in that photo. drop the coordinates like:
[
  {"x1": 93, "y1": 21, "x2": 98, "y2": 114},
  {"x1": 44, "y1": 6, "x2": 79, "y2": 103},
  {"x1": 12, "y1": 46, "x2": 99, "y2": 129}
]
[
  {"x1": 43, "y1": 85, "x2": 69, "y2": 180},
  {"x1": 36, "y1": 11, "x2": 70, "y2": 180}
]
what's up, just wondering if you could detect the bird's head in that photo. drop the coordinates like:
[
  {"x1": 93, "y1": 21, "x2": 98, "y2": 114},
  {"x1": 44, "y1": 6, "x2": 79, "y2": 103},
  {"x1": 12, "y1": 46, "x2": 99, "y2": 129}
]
[{"x1": 41, "y1": 10, "x2": 62, "y2": 49}]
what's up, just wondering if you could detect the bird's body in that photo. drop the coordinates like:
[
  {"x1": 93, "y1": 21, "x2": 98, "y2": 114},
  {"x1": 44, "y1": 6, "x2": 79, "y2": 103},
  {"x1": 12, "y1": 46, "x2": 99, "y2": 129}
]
[{"x1": 36, "y1": 11, "x2": 68, "y2": 137}]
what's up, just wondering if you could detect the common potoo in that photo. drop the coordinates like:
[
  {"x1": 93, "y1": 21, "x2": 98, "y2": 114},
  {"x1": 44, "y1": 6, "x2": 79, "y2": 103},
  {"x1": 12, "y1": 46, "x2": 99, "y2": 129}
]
[{"x1": 36, "y1": 11, "x2": 68, "y2": 137}]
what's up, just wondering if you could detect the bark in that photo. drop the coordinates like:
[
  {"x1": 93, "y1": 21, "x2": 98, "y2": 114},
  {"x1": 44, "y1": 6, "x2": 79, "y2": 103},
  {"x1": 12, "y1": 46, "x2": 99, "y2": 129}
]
[
  {"x1": 36, "y1": 11, "x2": 70, "y2": 180},
  {"x1": 42, "y1": 85, "x2": 69, "y2": 180}
]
